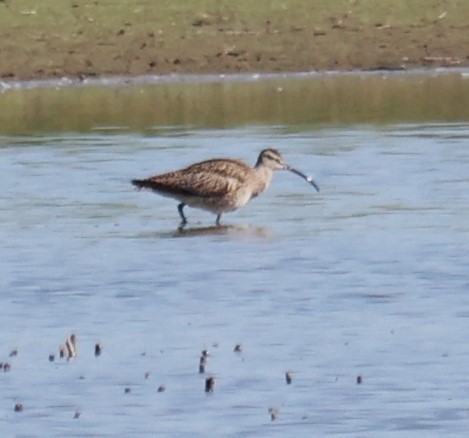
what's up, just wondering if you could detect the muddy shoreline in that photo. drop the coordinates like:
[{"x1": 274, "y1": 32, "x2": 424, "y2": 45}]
[{"x1": 1, "y1": 1, "x2": 468, "y2": 81}]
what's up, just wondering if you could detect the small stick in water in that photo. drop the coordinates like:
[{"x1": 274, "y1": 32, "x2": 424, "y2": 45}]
[{"x1": 205, "y1": 376, "x2": 215, "y2": 393}]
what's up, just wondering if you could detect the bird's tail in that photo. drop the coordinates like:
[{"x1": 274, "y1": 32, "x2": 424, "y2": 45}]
[
  {"x1": 131, "y1": 178, "x2": 169, "y2": 192},
  {"x1": 131, "y1": 179, "x2": 151, "y2": 190}
]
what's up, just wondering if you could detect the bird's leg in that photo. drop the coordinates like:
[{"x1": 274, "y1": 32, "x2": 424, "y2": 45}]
[
  {"x1": 215, "y1": 214, "x2": 222, "y2": 226},
  {"x1": 178, "y1": 203, "x2": 188, "y2": 228}
]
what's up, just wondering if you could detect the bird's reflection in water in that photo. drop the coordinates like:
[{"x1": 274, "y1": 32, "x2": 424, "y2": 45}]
[
  {"x1": 172, "y1": 224, "x2": 272, "y2": 239},
  {"x1": 132, "y1": 224, "x2": 272, "y2": 240}
]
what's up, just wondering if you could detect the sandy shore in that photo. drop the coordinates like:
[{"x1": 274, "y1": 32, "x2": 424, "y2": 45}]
[{"x1": 0, "y1": 1, "x2": 468, "y2": 80}]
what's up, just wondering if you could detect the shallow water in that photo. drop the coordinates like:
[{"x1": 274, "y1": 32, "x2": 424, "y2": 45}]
[{"x1": 2, "y1": 73, "x2": 469, "y2": 437}]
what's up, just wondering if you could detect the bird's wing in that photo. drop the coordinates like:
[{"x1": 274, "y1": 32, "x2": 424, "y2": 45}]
[{"x1": 140, "y1": 159, "x2": 252, "y2": 198}]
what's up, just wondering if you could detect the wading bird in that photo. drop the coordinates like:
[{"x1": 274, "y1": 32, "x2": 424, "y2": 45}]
[{"x1": 131, "y1": 148, "x2": 319, "y2": 227}]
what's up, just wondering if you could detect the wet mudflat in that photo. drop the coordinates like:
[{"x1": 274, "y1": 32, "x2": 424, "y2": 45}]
[{"x1": 1, "y1": 73, "x2": 469, "y2": 436}]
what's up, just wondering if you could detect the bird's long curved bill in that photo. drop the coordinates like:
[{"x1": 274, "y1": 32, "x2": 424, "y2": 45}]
[{"x1": 287, "y1": 166, "x2": 320, "y2": 192}]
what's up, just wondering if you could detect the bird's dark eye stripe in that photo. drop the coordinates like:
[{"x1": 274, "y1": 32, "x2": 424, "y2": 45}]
[{"x1": 264, "y1": 153, "x2": 282, "y2": 163}]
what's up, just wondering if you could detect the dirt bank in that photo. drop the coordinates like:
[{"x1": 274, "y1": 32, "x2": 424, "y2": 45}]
[{"x1": 1, "y1": 0, "x2": 468, "y2": 80}]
